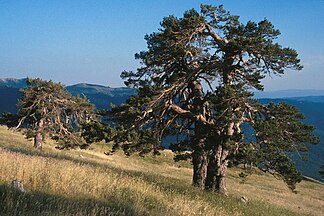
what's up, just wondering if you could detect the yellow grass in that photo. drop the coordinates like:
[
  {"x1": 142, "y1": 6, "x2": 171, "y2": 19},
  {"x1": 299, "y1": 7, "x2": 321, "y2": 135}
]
[{"x1": 0, "y1": 125, "x2": 323, "y2": 215}]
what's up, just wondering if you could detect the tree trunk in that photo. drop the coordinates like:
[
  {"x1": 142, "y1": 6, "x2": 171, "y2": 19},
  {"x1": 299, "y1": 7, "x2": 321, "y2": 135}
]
[
  {"x1": 215, "y1": 144, "x2": 229, "y2": 195},
  {"x1": 189, "y1": 80, "x2": 211, "y2": 190},
  {"x1": 205, "y1": 149, "x2": 217, "y2": 191},
  {"x1": 206, "y1": 91, "x2": 235, "y2": 195},
  {"x1": 205, "y1": 143, "x2": 229, "y2": 195},
  {"x1": 192, "y1": 139, "x2": 208, "y2": 189},
  {"x1": 34, "y1": 119, "x2": 44, "y2": 149}
]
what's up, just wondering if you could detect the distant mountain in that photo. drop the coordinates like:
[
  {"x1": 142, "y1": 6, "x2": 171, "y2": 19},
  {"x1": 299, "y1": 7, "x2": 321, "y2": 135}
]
[
  {"x1": 0, "y1": 78, "x2": 27, "y2": 88},
  {"x1": 0, "y1": 78, "x2": 136, "y2": 112},
  {"x1": 254, "y1": 89, "x2": 324, "y2": 99},
  {"x1": 283, "y1": 96, "x2": 324, "y2": 103},
  {"x1": 67, "y1": 83, "x2": 135, "y2": 97},
  {"x1": 66, "y1": 83, "x2": 136, "y2": 109}
]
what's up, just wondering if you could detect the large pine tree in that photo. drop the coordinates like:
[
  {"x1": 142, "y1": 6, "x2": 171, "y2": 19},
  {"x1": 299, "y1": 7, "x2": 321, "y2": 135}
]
[{"x1": 92, "y1": 4, "x2": 319, "y2": 194}]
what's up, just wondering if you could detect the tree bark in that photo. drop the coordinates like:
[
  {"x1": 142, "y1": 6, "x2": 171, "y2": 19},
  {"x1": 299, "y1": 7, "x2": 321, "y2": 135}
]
[
  {"x1": 205, "y1": 143, "x2": 229, "y2": 195},
  {"x1": 215, "y1": 144, "x2": 229, "y2": 195},
  {"x1": 34, "y1": 119, "x2": 44, "y2": 149},
  {"x1": 205, "y1": 149, "x2": 217, "y2": 191},
  {"x1": 192, "y1": 138, "x2": 208, "y2": 189}
]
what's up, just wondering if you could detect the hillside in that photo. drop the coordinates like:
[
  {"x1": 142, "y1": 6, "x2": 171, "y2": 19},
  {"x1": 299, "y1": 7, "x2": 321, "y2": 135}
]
[
  {"x1": 0, "y1": 78, "x2": 323, "y2": 182},
  {"x1": 0, "y1": 125, "x2": 323, "y2": 215}
]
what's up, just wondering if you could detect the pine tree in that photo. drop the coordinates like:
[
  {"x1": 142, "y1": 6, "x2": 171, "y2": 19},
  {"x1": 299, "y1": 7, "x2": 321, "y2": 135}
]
[
  {"x1": 94, "y1": 4, "x2": 320, "y2": 194},
  {"x1": 3, "y1": 78, "x2": 96, "y2": 149}
]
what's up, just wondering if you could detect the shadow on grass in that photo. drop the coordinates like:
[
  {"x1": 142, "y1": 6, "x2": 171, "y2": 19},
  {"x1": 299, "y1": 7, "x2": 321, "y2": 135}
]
[{"x1": 0, "y1": 183, "x2": 148, "y2": 216}]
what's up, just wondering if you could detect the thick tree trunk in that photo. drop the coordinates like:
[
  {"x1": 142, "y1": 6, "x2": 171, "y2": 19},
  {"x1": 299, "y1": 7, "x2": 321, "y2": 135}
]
[
  {"x1": 209, "y1": 120, "x2": 235, "y2": 195},
  {"x1": 205, "y1": 144, "x2": 229, "y2": 195},
  {"x1": 34, "y1": 119, "x2": 44, "y2": 149},
  {"x1": 192, "y1": 140, "x2": 208, "y2": 189},
  {"x1": 215, "y1": 144, "x2": 229, "y2": 195},
  {"x1": 205, "y1": 150, "x2": 217, "y2": 191}
]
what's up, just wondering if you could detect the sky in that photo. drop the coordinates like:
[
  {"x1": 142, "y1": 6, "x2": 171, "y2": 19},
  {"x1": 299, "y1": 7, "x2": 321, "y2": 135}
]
[{"x1": 0, "y1": 0, "x2": 323, "y2": 91}]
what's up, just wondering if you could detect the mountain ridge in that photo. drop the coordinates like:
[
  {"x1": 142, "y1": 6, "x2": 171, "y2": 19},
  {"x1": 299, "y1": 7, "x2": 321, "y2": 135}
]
[
  {"x1": 0, "y1": 78, "x2": 136, "y2": 110},
  {"x1": 254, "y1": 89, "x2": 324, "y2": 99},
  {"x1": 2, "y1": 78, "x2": 324, "y2": 99},
  {"x1": 0, "y1": 78, "x2": 27, "y2": 88}
]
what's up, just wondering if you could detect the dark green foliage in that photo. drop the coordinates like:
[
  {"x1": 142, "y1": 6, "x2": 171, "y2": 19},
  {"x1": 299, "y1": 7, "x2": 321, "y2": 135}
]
[
  {"x1": 83, "y1": 86, "x2": 162, "y2": 156},
  {"x1": 0, "y1": 112, "x2": 19, "y2": 127},
  {"x1": 81, "y1": 119, "x2": 114, "y2": 144},
  {"x1": 235, "y1": 102, "x2": 319, "y2": 189}
]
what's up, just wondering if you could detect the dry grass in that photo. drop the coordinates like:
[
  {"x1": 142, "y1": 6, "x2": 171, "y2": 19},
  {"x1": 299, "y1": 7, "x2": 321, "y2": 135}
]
[
  {"x1": 0, "y1": 125, "x2": 323, "y2": 215},
  {"x1": 227, "y1": 168, "x2": 324, "y2": 215}
]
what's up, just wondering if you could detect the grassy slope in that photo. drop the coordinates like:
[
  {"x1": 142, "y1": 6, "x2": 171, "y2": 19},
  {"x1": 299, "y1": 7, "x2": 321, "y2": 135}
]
[{"x1": 0, "y1": 126, "x2": 323, "y2": 216}]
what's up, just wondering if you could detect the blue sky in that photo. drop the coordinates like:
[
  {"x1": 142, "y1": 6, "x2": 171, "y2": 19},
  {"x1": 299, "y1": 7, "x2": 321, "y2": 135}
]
[{"x1": 0, "y1": 0, "x2": 323, "y2": 91}]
